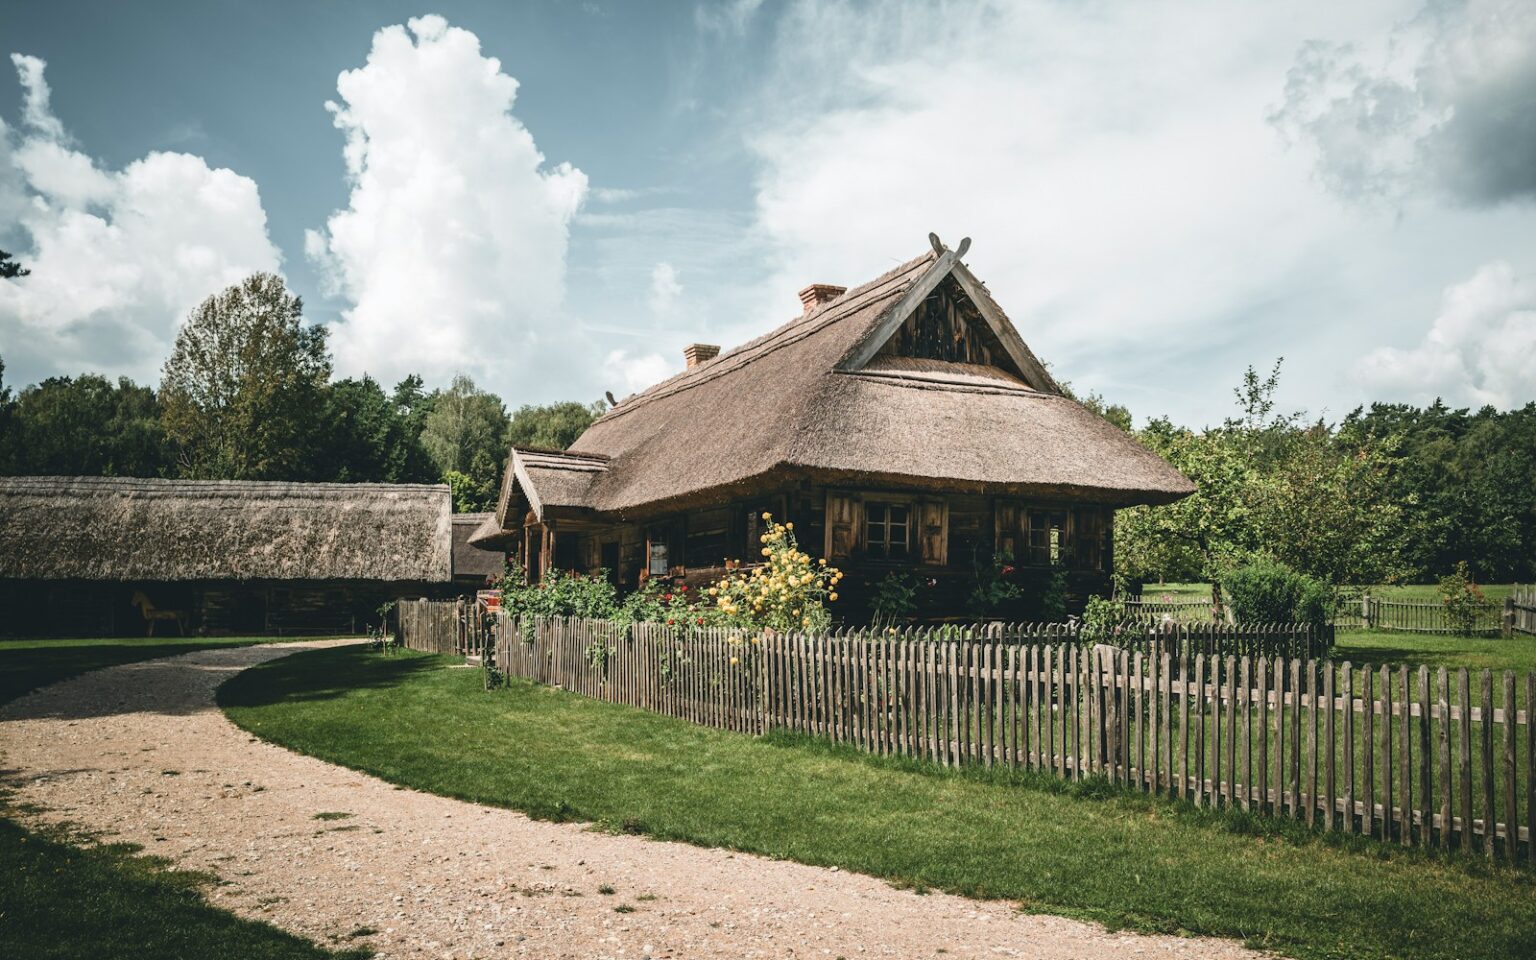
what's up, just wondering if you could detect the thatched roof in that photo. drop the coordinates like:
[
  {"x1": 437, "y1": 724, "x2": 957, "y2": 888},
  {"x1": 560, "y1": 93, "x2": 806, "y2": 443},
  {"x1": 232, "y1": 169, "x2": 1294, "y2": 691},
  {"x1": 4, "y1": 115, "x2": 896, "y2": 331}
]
[
  {"x1": 451, "y1": 512, "x2": 505, "y2": 581},
  {"x1": 0, "y1": 476, "x2": 452, "y2": 583},
  {"x1": 495, "y1": 447, "x2": 609, "y2": 524},
  {"x1": 498, "y1": 236, "x2": 1193, "y2": 525}
]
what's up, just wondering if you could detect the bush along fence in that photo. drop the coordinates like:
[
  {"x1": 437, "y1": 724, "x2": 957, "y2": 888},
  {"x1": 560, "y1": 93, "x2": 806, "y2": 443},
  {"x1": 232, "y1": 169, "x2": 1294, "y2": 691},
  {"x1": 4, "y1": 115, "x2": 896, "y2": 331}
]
[{"x1": 1331, "y1": 595, "x2": 1510, "y2": 636}]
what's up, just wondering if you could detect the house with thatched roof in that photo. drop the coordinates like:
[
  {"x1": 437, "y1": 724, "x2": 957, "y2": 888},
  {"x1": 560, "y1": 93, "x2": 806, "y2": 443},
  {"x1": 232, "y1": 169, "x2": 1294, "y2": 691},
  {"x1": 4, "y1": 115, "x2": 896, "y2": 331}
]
[
  {"x1": 481, "y1": 234, "x2": 1194, "y2": 620},
  {"x1": 0, "y1": 476, "x2": 461, "y2": 636}
]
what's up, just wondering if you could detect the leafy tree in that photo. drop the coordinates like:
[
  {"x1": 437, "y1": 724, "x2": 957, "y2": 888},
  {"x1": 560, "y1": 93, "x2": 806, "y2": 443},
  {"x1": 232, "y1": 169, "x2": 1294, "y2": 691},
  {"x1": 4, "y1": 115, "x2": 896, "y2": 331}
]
[
  {"x1": 1115, "y1": 361, "x2": 1405, "y2": 591},
  {"x1": 316, "y1": 376, "x2": 437, "y2": 483},
  {"x1": 506, "y1": 399, "x2": 605, "y2": 450},
  {"x1": 0, "y1": 249, "x2": 29, "y2": 279},
  {"x1": 4, "y1": 374, "x2": 169, "y2": 476},
  {"x1": 420, "y1": 375, "x2": 509, "y2": 511},
  {"x1": 160, "y1": 273, "x2": 331, "y2": 480},
  {"x1": 0, "y1": 358, "x2": 17, "y2": 472}
]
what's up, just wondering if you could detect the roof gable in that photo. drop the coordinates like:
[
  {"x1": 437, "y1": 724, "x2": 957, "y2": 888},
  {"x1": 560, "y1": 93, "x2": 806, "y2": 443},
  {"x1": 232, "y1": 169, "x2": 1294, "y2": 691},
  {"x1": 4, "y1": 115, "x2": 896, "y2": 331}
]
[{"x1": 838, "y1": 234, "x2": 1060, "y2": 394}]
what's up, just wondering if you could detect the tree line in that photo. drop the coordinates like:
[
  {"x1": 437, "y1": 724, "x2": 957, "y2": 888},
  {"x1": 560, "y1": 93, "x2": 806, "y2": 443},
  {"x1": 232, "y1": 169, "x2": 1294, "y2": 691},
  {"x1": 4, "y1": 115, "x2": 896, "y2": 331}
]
[
  {"x1": 1105, "y1": 362, "x2": 1536, "y2": 587},
  {"x1": 0, "y1": 270, "x2": 602, "y2": 512},
  {"x1": 2, "y1": 265, "x2": 1532, "y2": 583}
]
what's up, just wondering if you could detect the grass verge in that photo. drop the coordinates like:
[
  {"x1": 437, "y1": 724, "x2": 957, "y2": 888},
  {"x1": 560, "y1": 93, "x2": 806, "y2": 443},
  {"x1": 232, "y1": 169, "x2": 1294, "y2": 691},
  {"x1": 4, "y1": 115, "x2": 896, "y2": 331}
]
[
  {"x1": 1, "y1": 635, "x2": 368, "y2": 960},
  {"x1": 222, "y1": 645, "x2": 1536, "y2": 960}
]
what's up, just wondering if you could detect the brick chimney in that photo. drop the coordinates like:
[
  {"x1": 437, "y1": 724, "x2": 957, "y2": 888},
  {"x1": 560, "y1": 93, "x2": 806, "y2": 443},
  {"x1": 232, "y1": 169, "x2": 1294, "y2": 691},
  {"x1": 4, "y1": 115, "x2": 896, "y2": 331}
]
[
  {"x1": 683, "y1": 343, "x2": 720, "y2": 368},
  {"x1": 798, "y1": 283, "x2": 847, "y2": 313}
]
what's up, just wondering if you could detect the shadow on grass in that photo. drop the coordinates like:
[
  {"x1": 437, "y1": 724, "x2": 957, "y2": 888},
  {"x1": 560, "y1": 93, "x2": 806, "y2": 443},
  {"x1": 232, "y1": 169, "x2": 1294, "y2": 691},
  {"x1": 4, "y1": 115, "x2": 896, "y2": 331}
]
[
  {"x1": 0, "y1": 814, "x2": 372, "y2": 960},
  {"x1": 217, "y1": 648, "x2": 446, "y2": 712},
  {"x1": 0, "y1": 638, "x2": 380, "y2": 722}
]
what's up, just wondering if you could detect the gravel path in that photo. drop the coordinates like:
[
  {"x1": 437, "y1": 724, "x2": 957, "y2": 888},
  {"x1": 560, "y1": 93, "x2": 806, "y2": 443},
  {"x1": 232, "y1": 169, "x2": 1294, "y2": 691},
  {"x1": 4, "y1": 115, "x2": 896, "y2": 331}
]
[{"x1": 1, "y1": 641, "x2": 1273, "y2": 960}]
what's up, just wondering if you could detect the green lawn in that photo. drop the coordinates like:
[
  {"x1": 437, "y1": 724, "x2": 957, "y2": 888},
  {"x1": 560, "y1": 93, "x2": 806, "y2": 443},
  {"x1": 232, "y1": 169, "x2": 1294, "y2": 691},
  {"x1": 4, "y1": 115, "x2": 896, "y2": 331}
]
[
  {"x1": 0, "y1": 636, "x2": 367, "y2": 960},
  {"x1": 222, "y1": 646, "x2": 1536, "y2": 960},
  {"x1": 1333, "y1": 629, "x2": 1536, "y2": 674},
  {"x1": 1149, "y1": 583, "x2": 1524, "y2": 604}
]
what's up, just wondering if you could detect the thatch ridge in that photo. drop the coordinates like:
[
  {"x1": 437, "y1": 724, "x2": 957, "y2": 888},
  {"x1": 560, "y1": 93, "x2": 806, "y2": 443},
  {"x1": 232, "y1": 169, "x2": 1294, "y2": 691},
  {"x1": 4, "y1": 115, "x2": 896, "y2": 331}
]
[{"x1": 0, "y1": 476, "x2": 453, "y2": 583}]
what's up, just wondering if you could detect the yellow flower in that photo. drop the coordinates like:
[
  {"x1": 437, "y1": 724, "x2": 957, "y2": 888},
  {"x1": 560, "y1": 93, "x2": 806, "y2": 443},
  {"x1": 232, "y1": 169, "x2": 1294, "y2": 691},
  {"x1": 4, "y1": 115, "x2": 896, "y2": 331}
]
[
  {"x1": 730, "y1": 656, "x2": 739, "y2": 665},
  {"x1": 818, "y1": 558, "x2": 827, "y2": 567},
  {"x1": 829, "y1": 592, "x2": 838, "y2": 601},
  {"x1": 759, "y1": 534, "x2": 768, "y2": 543},
  {"x1": 762, "y1": 511, "x2": 772, "y2": 520},
  {"x1": 785, "y1": 521, "x2": 794, "y2": 530},
  {"x1": 761, "y1": 547, "x2": 771, "y2": 556}
]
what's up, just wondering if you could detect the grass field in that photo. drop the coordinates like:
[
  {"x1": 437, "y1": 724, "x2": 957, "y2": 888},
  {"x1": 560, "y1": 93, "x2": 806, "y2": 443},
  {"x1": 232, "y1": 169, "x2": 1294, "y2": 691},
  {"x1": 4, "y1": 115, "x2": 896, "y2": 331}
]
[
  {"x1": 1333, "y1": 630, "x2": 1536, "y2": 673},
  {"x1": 0, "y1": 636, "x2": 367, "y2": 960},
  {"x1": 1149, "y1": 583, "x2": 1524, "y2": 604},
  {"x1": 221, "y1": 645, "x2": 1536, "y2": 960}
]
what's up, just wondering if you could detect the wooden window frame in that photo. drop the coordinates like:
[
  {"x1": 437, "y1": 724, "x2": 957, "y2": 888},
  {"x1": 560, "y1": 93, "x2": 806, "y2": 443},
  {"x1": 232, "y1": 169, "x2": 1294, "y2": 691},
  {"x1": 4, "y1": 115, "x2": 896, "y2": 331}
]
[{"x1": 864, "y1": 499, "x2": 913, "y2": 560}]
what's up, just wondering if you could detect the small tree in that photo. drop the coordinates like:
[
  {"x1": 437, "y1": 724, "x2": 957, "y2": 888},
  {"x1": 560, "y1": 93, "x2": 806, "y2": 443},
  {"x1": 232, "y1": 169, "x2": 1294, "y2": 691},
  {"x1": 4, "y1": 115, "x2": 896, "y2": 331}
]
[
  {"x1": 1438, "y1": 562, "x2": 1485, "y2": 637},
  {"x1": 420, "y1": 375, "x2": 508, "y2": 511},
  {"x1": 160, "y1": 273, "x2": 330, "y2": 479}
]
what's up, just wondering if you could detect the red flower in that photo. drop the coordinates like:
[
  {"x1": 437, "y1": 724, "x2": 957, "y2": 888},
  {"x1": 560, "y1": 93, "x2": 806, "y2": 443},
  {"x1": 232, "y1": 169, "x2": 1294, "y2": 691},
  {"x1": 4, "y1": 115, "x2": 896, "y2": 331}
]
[
  {"x1": 663, "y1": 593, "x2": 674, "y2": 602},
  {"x1": 680, "y1": 585, "x2": 689, "y2": 592},
  {"x1": 667, "y1": 618, "x2": 676, "y2": 625},
  {"x1": 696, "y1": 617, "x2": 705, "y2": 625},
  {"x1": 1001, "y1": 565, "x2": 1016, "y2": 575}
]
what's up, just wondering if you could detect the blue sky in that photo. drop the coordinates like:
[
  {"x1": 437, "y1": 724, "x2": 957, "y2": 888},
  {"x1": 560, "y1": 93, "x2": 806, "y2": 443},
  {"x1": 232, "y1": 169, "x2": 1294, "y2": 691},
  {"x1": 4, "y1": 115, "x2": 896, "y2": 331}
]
[{"x1": 3, "y1": 0, "x2": 1534, "y2": 425}]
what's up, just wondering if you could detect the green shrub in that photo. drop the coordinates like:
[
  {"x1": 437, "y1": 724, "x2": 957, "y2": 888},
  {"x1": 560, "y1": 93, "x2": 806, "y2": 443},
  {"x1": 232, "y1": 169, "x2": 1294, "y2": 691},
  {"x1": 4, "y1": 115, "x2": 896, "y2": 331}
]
[
  {"x1": 1438, "y1": 561, "x2": 1485, "y2": 637},
  {"x1": 1221, "y1": 557, "x2": 1332, "y2": 628},
  {"x1": 870, "y1": 572, "x2": 919, "y2": 627}
]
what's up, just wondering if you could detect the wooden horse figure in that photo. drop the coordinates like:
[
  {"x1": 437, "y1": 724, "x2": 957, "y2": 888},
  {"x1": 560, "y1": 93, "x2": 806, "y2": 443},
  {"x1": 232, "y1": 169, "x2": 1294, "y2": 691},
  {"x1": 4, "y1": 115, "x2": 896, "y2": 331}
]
[{"x1": 131, "y1": 590, "x2": 187, "y2": 637}]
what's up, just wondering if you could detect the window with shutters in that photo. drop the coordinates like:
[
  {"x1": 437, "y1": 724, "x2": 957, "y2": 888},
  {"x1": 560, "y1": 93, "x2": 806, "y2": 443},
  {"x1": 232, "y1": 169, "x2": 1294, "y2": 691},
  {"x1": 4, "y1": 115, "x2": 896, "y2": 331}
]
[{"x1": 865, "y1": 502, "x2": 911, "y2": 559}]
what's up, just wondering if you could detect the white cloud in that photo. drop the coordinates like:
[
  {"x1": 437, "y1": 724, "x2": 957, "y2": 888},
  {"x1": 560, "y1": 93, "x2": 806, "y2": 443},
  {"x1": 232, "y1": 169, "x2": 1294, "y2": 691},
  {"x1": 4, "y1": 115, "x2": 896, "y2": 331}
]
[
  {"x1": 305, "y1": 15, "x2": 589, "y2": 391},
  {"x1": 1271, "y1": 0, "x2": 1536, "y2": 206},
  {"x1": 602, "y1": 347, "x2": 672, "y2": 396},
  {"x1": 695, "y1": 0, "x2": 766, "y2": 36},
  {"x1": 649, "y1": 261, "x2": 682, "y2": 317},
  {"x1": 10, "y1": 54, "x2": 65, "y2": 141},
  {"x1": 1358, "y1": 261, "x2": 1536, "y2": 407},
  {"x1": 702, "y1": 0, "x2": 1536, "y2": 421},
  {"x1": 735, "y1": 2, "x2": 1357, "y2": 393},
  {"x1": 0, "y1": 54, "x2": 281, "y2": 386}
]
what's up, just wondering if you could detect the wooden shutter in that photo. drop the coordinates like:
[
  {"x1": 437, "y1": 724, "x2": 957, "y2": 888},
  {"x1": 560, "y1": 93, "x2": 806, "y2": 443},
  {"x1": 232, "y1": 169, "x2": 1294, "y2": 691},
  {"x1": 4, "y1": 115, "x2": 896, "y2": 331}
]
[
  {"x1": 994, "y1": 501, "x2": 1019, "y2": 560},
  {"x1": 918, "y1": 500, "x2": 948, "y2": 566},
  {"x1": 825, "y1": 492, "x2": 861, "y2": 561}
]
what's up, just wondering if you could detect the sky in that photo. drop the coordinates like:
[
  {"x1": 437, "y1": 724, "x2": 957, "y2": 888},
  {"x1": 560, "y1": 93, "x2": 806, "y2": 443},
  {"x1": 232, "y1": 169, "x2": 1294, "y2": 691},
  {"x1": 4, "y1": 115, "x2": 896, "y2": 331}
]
[{"x1": 2, "y1": 0, "x2": 1534, "y2": 427}]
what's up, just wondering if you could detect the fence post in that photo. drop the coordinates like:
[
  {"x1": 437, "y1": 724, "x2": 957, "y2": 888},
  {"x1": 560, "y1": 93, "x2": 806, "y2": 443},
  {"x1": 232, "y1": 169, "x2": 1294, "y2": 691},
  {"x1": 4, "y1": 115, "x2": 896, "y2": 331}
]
[{"x1": 1503, "y1": 598, "x2": 1516, "y2": 638}]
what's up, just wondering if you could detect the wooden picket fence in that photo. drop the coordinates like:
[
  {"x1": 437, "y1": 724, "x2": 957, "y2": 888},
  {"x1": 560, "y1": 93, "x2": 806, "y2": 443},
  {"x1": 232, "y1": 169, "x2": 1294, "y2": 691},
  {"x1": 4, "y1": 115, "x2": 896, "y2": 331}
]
[
  {"x1": 1115, "y1": 596, "x2": 1225, "y2": 623},
  {"x1": 1333, "y1": 595, "x2": 1506, "y2": 635},
  {"x1": 389, "y1": 602, "x2": 1531, "y2": 864},
  {"x1": 1512, "y1": 588, "x2": 1536, "y2": 637},
  {"x1": 397, "y1": 598, "x2": 494, "y2": 657}
]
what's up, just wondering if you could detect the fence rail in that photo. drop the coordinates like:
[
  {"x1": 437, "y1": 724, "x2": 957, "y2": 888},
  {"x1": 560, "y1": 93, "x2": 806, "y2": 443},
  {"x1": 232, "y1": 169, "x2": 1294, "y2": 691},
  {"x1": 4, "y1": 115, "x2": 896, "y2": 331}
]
[
  {"x1": 397, "y1": 604, "x2": 1530, "y2": 864},
  {"x1": 1333, "y1": 596, "x2": 1507, "y2": 635}
]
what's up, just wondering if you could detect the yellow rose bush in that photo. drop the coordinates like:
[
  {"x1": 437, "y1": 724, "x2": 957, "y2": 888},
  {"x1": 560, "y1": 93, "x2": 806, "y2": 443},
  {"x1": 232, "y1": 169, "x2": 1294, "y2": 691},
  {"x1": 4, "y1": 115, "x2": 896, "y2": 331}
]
[{"x1": 708, "y1": 514, "x2": 843, "y2": 632}]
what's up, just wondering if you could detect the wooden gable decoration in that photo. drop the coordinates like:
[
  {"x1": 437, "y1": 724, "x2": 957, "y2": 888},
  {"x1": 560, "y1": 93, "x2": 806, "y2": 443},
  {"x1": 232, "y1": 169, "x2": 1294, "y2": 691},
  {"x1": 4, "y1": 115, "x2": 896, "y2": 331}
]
[{"x1": 838, "y1": 234, "x2": 1062, "y2": 394}]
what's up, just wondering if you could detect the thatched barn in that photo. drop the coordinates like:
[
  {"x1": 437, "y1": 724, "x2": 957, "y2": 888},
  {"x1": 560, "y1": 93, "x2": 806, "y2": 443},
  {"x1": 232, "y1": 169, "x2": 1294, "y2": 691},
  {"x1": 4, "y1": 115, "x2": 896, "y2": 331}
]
[
  {"x1": 484, "y1": 234, "x2": 1195, "y2": 620},
  {"x1": 0, "y1": 476, "x2": 459, "y2": 636},
  {"x1": 451, "y1": 512, "x2": 507, "y2": 590}
]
